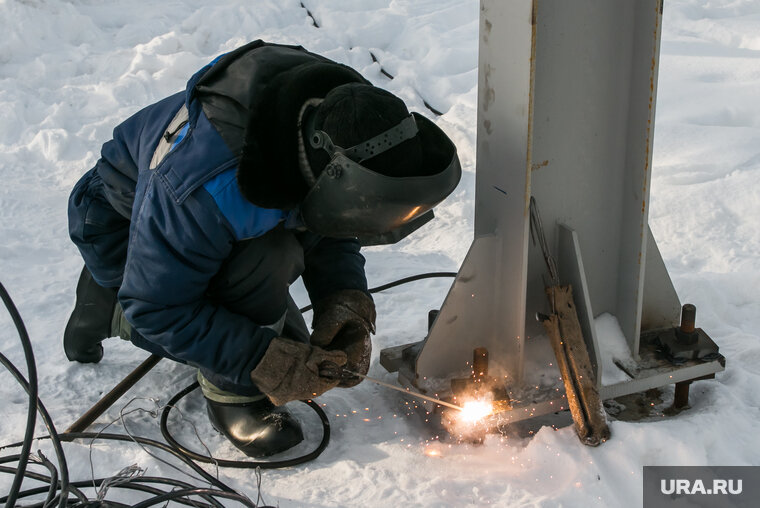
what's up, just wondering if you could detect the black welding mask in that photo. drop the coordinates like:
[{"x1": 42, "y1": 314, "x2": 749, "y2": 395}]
[{"x1": 297, "y1": 94, "x2": 461, "y2": 246}]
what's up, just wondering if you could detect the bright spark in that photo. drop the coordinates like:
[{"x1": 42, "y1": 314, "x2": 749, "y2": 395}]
[
  {"x1": 458, "y1": 400, "x2": 493, "y2": 423},
  {"x1": 424, "y1": 448, "x2": 443, "y2": 457}
]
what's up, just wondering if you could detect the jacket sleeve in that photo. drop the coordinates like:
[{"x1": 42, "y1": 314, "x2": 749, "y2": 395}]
[
  {"x1": 297, "y1": 232, "x2": 369, "y2": 304},
  {"x1": 119, "y1": 173, "x2": 277, "y2": 390}
]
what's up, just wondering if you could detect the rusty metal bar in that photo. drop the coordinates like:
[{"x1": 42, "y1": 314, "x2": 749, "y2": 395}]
[
  {"x1": 673, "y1": 381, "x2": 691, "y2": 409},
  {"x1": 64, "y1": 354, "x2": 162, "y2": 434}
]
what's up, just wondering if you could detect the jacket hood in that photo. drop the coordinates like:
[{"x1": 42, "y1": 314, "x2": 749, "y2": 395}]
[{"x1": 191, "y1": 40, "x2": 368, "y2": 209}]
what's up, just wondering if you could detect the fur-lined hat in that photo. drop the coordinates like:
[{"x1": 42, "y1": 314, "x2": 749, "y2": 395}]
[{"x1": 237, "y1": 61, "x2": 366, "y2": 209}]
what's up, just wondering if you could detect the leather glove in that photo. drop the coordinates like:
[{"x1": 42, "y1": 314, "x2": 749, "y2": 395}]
[
  {"x1": 311, "y1": 290, "x2": 376, "y2": 387},
  {"x1": 250, "y1": 337, "x2": 347, "y2": 406}
]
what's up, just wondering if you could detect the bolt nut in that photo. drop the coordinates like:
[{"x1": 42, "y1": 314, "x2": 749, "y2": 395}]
[{"x1": 680, "y1": 304, "x2": 696, "y2": 334}]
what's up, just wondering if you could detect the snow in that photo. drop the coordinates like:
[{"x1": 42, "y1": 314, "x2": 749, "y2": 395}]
[
  {"x1": 1, "y1": 0, "x2": 759, "y2": 506},
  {"x1": 595, "y1": 314, "x2": 634, "y2": 386}
]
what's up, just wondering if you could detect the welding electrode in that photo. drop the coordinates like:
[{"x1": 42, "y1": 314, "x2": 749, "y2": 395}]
[{"x1": 318, "y1": 361, "x2": 463, "y2": 411}]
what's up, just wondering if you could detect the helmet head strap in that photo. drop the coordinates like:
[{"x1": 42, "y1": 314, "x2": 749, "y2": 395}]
[{"x1": 308, "y1": 114, "x2": 418, "y2": 163}]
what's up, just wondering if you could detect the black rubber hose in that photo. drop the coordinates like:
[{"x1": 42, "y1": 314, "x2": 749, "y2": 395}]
[
  {"x1": 160, "y1": 382, "x2": 331, "y2": 469},
  {"x1": 299, "y1": 271, "x2": 456, "y2": 312},
  {"x1": 1, "y1": 471, "x2": 227, "y2": 508},
  {"x1": 0, "y1": 462, "x2": 88, "y2": 506},
  {"x1": 368, "y1": 271, "x2": 456, "y2": 294},
  {"x1": 0, "y1": 463, "x2": 55, "y2": 503},
  {"x1": 0, "y1": 282, "x2": 243, "y2": 505},
  {"x1": 129, "y1": 488, "x2": 260, "y2": 508},
  {"x1": 35, "y1": 452, "x2": 58, "y2": 508},
  {"x1": 2, "y1": 431, "x2": 237, "y2": 495},
  {"x1": 111, "y1": 477, "x2": 225, "y2": 508},
  {"x1": 0, "y1": 282, "x2": 39, "y2": 508},
  {"x1": 0, "y1": 351, "x2": 71, "y2": 508}
]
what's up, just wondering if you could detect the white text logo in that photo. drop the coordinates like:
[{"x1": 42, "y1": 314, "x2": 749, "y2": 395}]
[{"x1": 660, "y1": 479, "x2": 742, "y2": 495}]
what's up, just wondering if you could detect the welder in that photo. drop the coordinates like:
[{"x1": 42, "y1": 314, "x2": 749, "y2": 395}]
[{"x1": 63, "y1": 40, "x2": 461, "y2": 456}]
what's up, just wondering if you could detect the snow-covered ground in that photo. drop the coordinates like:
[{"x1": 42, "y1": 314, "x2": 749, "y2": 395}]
[{"x1": 1, "y1": 0, "x2": 759, "y2": 506}]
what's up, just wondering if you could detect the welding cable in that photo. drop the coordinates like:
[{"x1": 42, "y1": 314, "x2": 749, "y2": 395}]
[
  {"x1": 130, "y1": 488, "x2": 261, "y2": 508},
  {"x1": 2, "y1": 431, "x2": 258, "y2": 506},
  {"x1": 0, "y1": 458, "x2": 60, "y2": 507},
  {"x1": 299, "y1": 271, "x2": 457, "y2": 312},
  {"x1": 35, "y1": 453, "x2": 59, "y2": 508},
  {"x1": 0, "y1": 282, "x2": 38, "y2": 508},
  {"x1": 159, "y1": 382, "x2": 331, "y2": 470},
  {"x1": 368, "y1": 271, "x2": 456, "y2": 295},
  {"x1": 0, "y1": 282, "x2": 71, "y2": 508},
  {"x1": 0, "y1": 350, "x2": 75, "y2": 508},
  {"x1": 0, "y1": 462, "x2": 88, "y2": 507},
  {"x1": 0, "y1": 283, "x2": 255, "y2": 507},
  {"x1": 0, "y1": 353, "x2": 78, "y2": 506},
  {"x1": 0, "y1": 457, "x2": 55, "y2": 504},
  {"x1": 0, "y1": 376, "x2": 284, "y2": 504},
  {"x1": 0, "y1": 471, "x2": 229, "y2": 508}
]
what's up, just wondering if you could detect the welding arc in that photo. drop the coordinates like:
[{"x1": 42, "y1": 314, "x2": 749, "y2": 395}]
[{"x1": 342, "y1": 368, "x2": 464, "y2": 411}]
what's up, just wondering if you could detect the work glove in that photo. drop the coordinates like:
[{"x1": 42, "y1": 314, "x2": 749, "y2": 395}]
[
  {"x1": 311, "y1": 290, "x2": 376, "y2": 388},
  {"x1": 250, "y1": 337, "x2": 347, "y2": 406}
]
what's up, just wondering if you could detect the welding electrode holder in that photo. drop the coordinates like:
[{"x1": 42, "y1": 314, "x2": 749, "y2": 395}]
[{"x1": 318, "y1": 361, "x2": 357, "y2": 382}]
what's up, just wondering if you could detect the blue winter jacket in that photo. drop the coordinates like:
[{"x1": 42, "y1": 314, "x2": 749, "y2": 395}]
[{"x1": 68, "y1": 41, "x2": 369, "y2": 392}]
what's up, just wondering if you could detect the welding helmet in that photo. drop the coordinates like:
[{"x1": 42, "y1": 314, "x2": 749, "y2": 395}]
[{"x1": 296, "y1": 84, "x2": 461, "y2": 245}]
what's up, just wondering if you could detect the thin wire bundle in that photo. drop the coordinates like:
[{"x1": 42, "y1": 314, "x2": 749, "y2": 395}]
[{"x1": 0, "y1": 282, "x2": 263, "y2": 507}]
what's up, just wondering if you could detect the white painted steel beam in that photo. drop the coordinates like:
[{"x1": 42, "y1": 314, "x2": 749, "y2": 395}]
[
  {"x1": 385, "y1": 0, "x2": 724, "y2": 407},
  {"x1": 414, "y1": 0, "x2": 536, "y2": 386}
]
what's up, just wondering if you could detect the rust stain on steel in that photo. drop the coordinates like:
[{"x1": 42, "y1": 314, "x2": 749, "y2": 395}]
[
  {"x1": 483, "y1": 63, "x2": 495, "y2": 113},
  {"x1": 639, "y1": 0, "x2": 661, "y2": 244},
  {"x1": 480, "y1": 5, "x2": 494, "y2": 115},
  {"x1": 642, "y1": 1, "x2": 661, "y2": 181},
  {"x1": 524, "y1": 0, "x2": 538, "y2": 217},
  {"x1": 531, "y1": 160, "x2": 549, "y2": 171}
]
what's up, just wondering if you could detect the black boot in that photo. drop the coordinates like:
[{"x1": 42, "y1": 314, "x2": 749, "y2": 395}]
[
  {"x1": 205, "y1": 397, "x2": 304, "y2": 457},
  {"x1": 63, "y1": 266, "x2": 119, "y2": 363}
]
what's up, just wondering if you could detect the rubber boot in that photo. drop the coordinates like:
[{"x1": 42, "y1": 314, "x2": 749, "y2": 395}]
[
  {"x1": 63, "y1": 266, "x2": 119, "y2": 363},
  {"x1": 205, "y1": 397, "x2": 304, "y2": 457}
]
